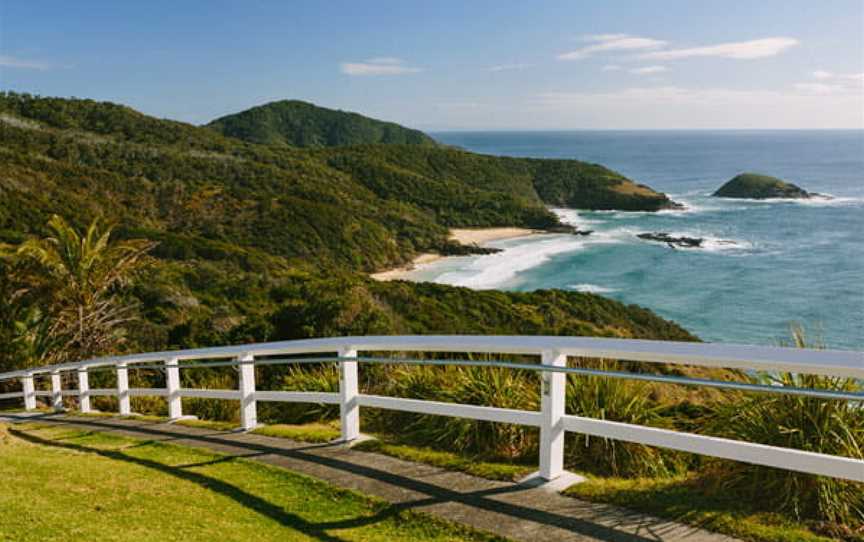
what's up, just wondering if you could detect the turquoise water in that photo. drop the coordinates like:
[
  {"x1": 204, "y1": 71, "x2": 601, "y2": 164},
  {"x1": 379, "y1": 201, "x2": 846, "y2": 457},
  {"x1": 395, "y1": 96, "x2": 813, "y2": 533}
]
[{"x1": 414, "y1": 131, "x2": 864, "y2": 349}]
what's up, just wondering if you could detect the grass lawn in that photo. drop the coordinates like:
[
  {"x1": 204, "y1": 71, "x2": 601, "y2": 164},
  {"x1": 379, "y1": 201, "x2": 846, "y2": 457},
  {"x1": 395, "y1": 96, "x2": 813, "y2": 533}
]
[{"x1": 0, "y1": 423, "x2": 504, "y2": 542}]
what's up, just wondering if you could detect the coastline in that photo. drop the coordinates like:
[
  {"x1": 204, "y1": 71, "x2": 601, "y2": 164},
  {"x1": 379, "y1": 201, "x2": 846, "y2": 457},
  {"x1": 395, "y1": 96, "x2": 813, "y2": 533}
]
[{"x1": 370, "y1": 227, "x2": 543, "y2": 281}]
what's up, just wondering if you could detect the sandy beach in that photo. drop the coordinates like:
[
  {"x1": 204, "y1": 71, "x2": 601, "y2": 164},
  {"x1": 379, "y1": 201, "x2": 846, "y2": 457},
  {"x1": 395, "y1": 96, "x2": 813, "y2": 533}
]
[
  {"x1": 449, "y1": 227, "x2": 542, "y2": 244},
  {"x1": 371, "y1": 227, "x2": 543, "y2": 281}
]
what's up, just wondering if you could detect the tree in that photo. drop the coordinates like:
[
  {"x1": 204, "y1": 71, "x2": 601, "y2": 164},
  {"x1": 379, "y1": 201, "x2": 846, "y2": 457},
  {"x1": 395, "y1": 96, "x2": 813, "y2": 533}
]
[{"x1": 8, "y1": 215, "x2": 155, "y2": 366}]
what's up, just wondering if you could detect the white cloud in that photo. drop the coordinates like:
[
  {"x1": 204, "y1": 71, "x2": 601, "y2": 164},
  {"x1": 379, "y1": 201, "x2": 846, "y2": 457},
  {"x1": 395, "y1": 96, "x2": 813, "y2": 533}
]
[
  {"x1": 528, "y1": 86, "x2": 862, "y2": 129},
  {"x1": 558, "y1": 34, "x2": 666, "y2": 60},
  {"x1": 795, "y1": 70, "x2": 864, "y2": 94},
  {"x1": 340, "y1": 58, "x2": 421, "y2": 76},
  {"x1": 641, "y1": 37, "x2": 798, "y2": 60},
  {"x1": 629, "y1": 65, "x2": 668, "y2": 75},
  {"x1": 489, "y1": 63, "x2": 532, "y2": 72},
  {"x1": 0, "y1": 54, "x2": 52, "y2": 70},
  {"x1": 794, "y1": 82, "x2": 844, "y2": 94},
  {"x1": 602, "y1": 64, "x2": 622, "y2": 71},
  {"x1": 364, "y1": 57, "x2": 401, "y2": 65}
]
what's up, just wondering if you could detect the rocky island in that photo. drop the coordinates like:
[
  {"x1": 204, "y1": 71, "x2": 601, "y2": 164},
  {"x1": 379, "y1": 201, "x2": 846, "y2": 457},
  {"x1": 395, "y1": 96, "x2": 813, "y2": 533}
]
[{"x1": 713, "y1": 172, "x2": 815, "y2": 199}]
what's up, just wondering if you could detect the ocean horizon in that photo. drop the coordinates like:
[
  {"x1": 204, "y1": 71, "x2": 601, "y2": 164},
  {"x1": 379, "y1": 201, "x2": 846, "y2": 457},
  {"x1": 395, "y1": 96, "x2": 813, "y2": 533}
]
[{"x1": 406, "y1": 130, "x2": 864, "y2": 350}]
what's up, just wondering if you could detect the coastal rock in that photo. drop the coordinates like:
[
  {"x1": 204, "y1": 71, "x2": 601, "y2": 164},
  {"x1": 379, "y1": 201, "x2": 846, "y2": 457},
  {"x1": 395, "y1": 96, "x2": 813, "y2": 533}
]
[
  {"x1": 713, "y1": 173, "x2": 813, "y2": 199},
  {"x1": 439, "y1": 241, "x2": 503, "y2": 256},
  {"x1": 545, "y1": 224, "x2": 593, "y2": 236},
  {"x1": 637, "y1": 232, "x2": 703, "y2": 248}
]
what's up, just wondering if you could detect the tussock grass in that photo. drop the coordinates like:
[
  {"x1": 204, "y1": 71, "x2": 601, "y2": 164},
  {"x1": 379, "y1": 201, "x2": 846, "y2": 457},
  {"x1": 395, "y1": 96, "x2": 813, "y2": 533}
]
[
  {"x1": 702, "y1": 327, "x2": 864, "y2": 530},
  {"x1": 372, "y1": 365, "x2": 539, "y2": 460},
  {"x1": 565, "y1": 360, "x2": 684, "y2": 477}
]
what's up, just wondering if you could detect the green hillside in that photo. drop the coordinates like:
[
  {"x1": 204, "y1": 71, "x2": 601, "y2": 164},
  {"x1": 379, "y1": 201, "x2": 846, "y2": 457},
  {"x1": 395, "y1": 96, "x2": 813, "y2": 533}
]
[
  {"x1": 0, "y1": 92, "x2": 695, "y2": 358},
  {"x1": 206, "y1": 99, "x2": 439, "y2": 147}
]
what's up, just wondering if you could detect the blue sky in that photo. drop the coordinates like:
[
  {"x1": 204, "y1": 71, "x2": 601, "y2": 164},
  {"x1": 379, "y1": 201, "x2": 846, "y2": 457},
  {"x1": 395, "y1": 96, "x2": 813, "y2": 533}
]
[{"x1": 1, "y1": 1, "x2": 862, "y2": 129}]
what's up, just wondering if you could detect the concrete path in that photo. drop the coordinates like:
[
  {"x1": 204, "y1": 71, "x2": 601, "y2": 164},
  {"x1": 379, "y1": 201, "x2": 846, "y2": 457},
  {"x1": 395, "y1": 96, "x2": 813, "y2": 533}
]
[{"x1": 1, "y1": 412, "x2": 737, "y2": 542}]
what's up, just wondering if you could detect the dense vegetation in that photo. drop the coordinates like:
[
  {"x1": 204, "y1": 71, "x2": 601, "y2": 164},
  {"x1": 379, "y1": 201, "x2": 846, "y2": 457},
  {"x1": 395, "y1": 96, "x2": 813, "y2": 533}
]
[
  {"x1": 206, "y1": 99, "x2": 439, "y2": 147},
  {"x1": 713, "y1": 172, "x2": 812, "y2": 199},
  {"x1": 0, "y1": 91, "x2": 690, "y2": 358}
]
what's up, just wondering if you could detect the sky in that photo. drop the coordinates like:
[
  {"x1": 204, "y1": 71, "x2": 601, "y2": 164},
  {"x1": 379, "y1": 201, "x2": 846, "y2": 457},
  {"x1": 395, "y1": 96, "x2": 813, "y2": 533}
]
[{"x1": 1, "y1": 0, "x2": 862, "y2": 130}]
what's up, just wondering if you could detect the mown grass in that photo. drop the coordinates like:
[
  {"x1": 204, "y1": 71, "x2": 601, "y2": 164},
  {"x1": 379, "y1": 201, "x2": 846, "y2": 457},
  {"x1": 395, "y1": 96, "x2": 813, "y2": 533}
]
[
  {"x1": 0, "y1": 422, "x2": 504, "y2": 542},
  {"x1": 253, "y1": 422, "x2": 341, "y2": 443},
  {"x1": 353, "y1": 439, "x2": 534, "y2": 482},
  {"x1": 564, "y1": 475, "x2": 848, "y2": 542}
]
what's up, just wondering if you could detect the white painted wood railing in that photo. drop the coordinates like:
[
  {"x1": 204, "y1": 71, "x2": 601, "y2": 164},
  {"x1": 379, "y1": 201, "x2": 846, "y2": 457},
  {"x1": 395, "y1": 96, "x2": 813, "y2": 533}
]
[{"x1": 0, "y1": 335, "x2": 862, "y2": 483}]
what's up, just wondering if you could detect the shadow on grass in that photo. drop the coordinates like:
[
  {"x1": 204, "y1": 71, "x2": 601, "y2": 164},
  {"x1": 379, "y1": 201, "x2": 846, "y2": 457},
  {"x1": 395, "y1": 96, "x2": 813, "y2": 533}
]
[
  {"x1": 7, "y1": 414, "x2": 708, "y2": 542},
  {"x1": 10, "y1": 427, "x2": 353, "y2": 542}
]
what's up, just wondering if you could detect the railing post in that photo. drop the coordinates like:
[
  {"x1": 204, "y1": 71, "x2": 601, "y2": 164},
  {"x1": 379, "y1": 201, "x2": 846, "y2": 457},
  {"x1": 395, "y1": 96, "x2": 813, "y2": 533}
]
[
  {"x1": 50, "y1": 370, "x2": 63, "y2": 412},
  {"x1": 165, "y1": 357, "x2": 182, "y2": 420},
  {"x1": 22, "y1": 374, "x2": 36, "y2": 411},
  {"x1": 539, "y1": 349, "x2": 566, "y2": 480},
  {"x1": 116, "y1": 362, "x2": 130, "y2": 415},
  {"x1": 339, "y1": 346, "x2": 360, "y2": 442},
  {"x1": 78, "y1": 366, "x2": 91, "y2": 413},
  {"x1": 238, "y1": 353, "x2": 257, "y2": 431}
]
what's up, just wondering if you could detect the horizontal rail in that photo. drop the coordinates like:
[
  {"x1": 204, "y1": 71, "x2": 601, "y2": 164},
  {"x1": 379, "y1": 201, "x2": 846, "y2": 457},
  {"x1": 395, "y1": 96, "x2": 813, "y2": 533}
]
[
  {"x1": 0, "y1": 392, "x2": 22, "y2": 400},
  {"x1": 254, "y1": 391, "x2": 340, "y2": 404},
  {"x1": 561, "y1": 415, "x2": 864, "y2": 482},
  {"x1": 2, "y1": 335, "x2": 859, "y2": 379},
  {"x1": 358, "y1": 394, "x2": 543, "y2": 427},
  {"x1": 178, "y1": 389, "x2": 241, "y2": 400},
  {"x1": 129, "y1": 388, "x2": 168, "y2": 397},
  {"x1": 88, "y1": 389, "x2": 116, "y2": 397},
  {"x1": 59, "y1": 390, "x2": 80, "y2": 396}
]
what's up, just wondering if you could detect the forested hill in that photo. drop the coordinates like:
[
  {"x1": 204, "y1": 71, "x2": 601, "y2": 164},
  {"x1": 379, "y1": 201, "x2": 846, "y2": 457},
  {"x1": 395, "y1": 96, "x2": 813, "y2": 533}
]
[
  {"x1": 0, "y1": 91, "x2": 695, "y2": 355},
  {"x1": 206, "y1": 99, "x2": 439, "y2": 148}
]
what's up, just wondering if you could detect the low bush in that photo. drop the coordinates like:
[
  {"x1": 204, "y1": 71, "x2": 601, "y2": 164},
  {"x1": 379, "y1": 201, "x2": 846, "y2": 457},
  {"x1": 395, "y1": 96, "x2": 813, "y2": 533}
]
[
  {"x1": 565, "y1": 360, "x2": 682, "y2": 477},
  {"x1": 704, "y1": 328, "x2": 864, "y2": 529}
]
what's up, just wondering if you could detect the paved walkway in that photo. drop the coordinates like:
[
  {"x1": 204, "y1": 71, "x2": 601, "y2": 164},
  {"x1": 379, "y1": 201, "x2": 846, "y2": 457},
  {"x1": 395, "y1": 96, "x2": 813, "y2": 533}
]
[{"x1": 1, "y1": 412, "x2": 736, "y2": 542}]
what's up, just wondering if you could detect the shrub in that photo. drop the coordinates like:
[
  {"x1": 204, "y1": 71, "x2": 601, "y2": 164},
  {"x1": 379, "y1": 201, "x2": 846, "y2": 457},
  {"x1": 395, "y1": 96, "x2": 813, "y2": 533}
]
[
  {"x1": 705, "y1": 327, "x2": 864, "y2": 527},
  {"x1": 375, "y1": 365, "x2": 539, "y2": 460},
  {"x1": 565, "y1": 360, "x2": 681, "y2": 477},
  {"x1": 257, "y1": 365, "x2": 340, "y2": 424}
]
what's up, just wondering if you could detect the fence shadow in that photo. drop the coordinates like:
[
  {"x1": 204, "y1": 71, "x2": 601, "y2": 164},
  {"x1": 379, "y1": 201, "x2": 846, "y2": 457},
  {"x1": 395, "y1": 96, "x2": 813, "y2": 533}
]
[{"x1": 6, "y1": 414, "x2": 706, "y2": 542}]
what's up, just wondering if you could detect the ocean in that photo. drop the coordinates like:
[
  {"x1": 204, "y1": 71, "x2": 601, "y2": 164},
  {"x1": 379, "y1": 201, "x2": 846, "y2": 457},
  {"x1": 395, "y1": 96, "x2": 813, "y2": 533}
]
[{"x1": 409, "y1": 131, "x2": 864, "y2": 350}]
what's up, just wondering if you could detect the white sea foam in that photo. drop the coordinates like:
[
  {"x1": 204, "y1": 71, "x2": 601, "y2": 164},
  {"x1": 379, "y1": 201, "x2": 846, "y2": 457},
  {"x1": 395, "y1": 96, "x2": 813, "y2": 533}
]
[
  {"x1": 434, "y1": 235, "x2": 586, "y2": 289},
  {"x1": 569, "y1": 283, "x2": 617, "y2": 294},
  {"x1": 713, "y1": 194, "x2": 864, "y2": 207},
  {"x1": 550, "y1": 207, "x2": 602, "y2": 227}
]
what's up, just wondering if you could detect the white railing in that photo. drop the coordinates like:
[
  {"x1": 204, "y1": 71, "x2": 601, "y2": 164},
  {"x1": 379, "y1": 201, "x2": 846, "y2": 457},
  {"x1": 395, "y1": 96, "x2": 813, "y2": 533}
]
[{"x1": 0, "y1": 335, "x2": 862, "y2": 483}]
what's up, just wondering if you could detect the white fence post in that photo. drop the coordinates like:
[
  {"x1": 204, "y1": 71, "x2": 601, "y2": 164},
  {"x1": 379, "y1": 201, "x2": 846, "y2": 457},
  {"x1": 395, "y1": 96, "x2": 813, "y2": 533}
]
[
  {"x1": 22, "y1": 374, "x2": 36, "y2": 411},
  {"x1": 50, "y1": 370, "x2": 63, "y2": 412},
  {"x1": 539, "y1": 349, "x2": 567, "y2": 480},
  {"x1": 339, "y1": 346, "x2": 360, "y2": 442},
  {"x1": 165, "y1": 357, "x2": 182, "y2": 420},
  {"x1": 116, "y1": 363, "x2": 131, "y2": 415},
  {"x1": 78, "y1": 366, "x2": 91, "y2": 413},
  {"x1": 238, "y1": 353, "x2": 257, "y2": 431}
]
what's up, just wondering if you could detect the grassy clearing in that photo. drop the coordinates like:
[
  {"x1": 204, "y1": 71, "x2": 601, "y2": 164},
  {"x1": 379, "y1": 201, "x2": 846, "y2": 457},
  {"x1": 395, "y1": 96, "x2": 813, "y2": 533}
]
[
  {"x1": 353, "y1": 439, "x2": 533, "y2": 482},
  {"x1": 565, "y1": 475, "x2": 850, "y2": 542},
  {"x1": 0, "y1": 422, "x2": 504, "y2": 542},
  {"x1": 253, "y1": 422, "x2": 341, "y2": 443}
]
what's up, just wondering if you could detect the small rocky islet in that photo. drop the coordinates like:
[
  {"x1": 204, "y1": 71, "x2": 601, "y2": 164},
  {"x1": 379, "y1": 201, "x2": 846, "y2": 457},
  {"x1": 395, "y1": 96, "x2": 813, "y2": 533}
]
[{"x1": 712, "y1": 172, "x2": 820, "y2": 200}]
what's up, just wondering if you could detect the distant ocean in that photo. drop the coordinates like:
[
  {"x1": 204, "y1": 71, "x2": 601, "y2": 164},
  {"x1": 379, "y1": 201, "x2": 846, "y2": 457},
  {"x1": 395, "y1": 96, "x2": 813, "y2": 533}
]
[{"x1": 411, "y1": 131, "x2": 864, "y2": 350}]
